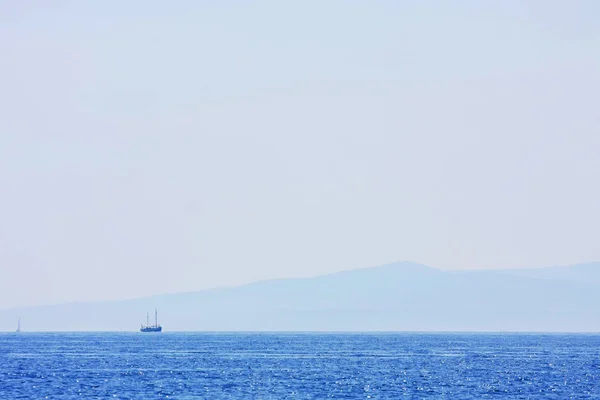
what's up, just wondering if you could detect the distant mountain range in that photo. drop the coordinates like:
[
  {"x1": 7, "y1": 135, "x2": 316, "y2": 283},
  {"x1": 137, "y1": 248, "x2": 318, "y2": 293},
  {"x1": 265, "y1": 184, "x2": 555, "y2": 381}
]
[{"x1": 1, "y1": 262, "x2": 599, "y2": 332}]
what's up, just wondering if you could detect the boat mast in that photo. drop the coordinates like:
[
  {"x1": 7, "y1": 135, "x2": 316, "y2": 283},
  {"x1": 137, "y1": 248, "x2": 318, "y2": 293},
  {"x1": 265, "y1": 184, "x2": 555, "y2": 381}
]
[
  {"x1": 17, "y1": 317, "x2": 20, "y2": 333},
  {"x1": 146, "y1": 312, "x2": 149, "y2": 327},
  {"x1": 155, "y1": 308, "x2": 158, "y2": 327}
]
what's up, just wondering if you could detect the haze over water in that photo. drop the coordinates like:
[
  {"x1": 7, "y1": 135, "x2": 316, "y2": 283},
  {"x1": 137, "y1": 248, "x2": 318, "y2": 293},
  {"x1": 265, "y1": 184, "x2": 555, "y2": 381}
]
[
  {"x1": 2, "y1": 2, "x2": 600, "y2": 398},
  {"x1": 2, "y1": 1, "x2": 600, "y2": 310}
]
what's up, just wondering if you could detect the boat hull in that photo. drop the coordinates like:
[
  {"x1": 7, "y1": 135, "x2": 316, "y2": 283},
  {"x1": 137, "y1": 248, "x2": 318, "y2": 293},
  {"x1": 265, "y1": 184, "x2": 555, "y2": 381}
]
[{"x1": 140, "y1": 326, "x2": 162, "y2": 332}]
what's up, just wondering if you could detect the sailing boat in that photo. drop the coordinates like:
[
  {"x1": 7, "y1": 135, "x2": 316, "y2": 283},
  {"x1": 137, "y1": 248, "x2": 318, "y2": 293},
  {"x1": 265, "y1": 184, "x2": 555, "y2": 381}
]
[
  {"x1": 16, "y1": 317, "x2": 21, "y2": 333},
  {"x1": 140, "y1": 309, "x2": 162, "y2": 332}
]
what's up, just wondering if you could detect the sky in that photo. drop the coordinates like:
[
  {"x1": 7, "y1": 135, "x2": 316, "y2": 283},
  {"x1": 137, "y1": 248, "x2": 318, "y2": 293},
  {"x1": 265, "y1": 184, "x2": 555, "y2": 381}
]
[{"x1": 1, "y1": 1, "x2": 599, "y2": 309}]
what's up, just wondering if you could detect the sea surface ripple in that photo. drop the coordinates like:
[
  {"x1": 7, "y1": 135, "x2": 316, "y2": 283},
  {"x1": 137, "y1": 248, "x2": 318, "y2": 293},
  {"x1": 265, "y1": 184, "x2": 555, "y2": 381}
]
[{"x1": 1, "y1": 333, "x2": 599, "y2": 399}]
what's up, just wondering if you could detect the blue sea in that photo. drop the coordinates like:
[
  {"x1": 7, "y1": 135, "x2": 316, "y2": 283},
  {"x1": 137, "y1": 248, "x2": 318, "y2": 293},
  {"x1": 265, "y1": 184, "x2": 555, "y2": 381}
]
[{"x1": 1, "y1": 333, "x2": 599, "y2": 399}]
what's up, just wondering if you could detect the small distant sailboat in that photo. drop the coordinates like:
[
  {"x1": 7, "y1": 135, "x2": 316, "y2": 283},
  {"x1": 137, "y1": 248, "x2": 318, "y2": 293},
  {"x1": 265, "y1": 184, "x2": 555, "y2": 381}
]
[
  {"x1": 16, "y1": 317, "x2": 21, "y2": 333},
  {"x1": 140, "y1": 308, "x2": 162, "y2": 332}
]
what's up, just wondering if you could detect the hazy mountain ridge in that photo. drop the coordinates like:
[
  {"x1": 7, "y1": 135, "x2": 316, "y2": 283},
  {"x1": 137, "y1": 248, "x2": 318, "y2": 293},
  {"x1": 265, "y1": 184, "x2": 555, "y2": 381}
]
[
  {"x1": 2, "y1": 262, "x2": 599, "y2": 332},
  {"x1": 497, "y1": 262, "x2": 600, "y2": 285}
]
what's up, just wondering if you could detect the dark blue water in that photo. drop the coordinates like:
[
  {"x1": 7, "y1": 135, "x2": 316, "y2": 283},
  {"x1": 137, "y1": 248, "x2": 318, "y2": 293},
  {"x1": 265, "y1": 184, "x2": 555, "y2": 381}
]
[{"x1": 1, "y1": 333, "x2": 599, "y2": 399}]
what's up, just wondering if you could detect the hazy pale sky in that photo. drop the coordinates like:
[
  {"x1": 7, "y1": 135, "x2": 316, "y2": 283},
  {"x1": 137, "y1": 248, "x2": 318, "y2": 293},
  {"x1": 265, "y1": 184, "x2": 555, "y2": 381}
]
[{"x1": 1, "y1": 1, "x2": 599, "y2": 309}]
